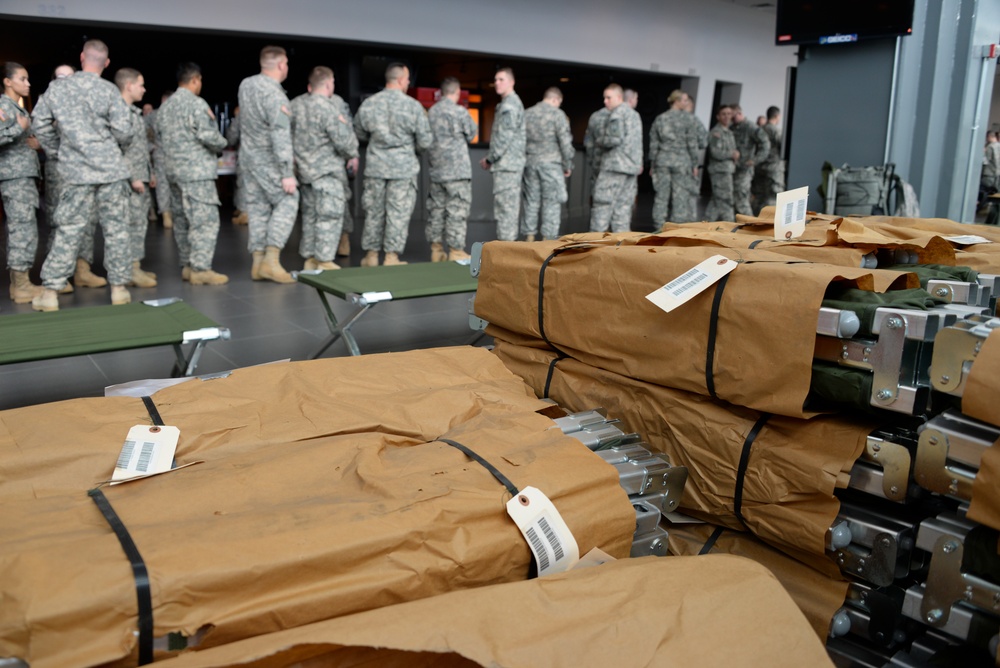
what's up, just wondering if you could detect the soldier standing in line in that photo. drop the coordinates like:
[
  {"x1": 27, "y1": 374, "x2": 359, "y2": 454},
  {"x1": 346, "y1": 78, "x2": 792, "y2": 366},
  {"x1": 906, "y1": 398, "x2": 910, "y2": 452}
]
[
  {"x1": 114, "y1": 67, "x2": 157, "y2": 289},
  {"x1": 752, "y1": 106, "x2": 785, "y2": 213},
  {"x1": 330, "y1": 89, "x2": 358, "y2": 257},
  {"x1": 148, "y1": 92, "x2": 173, "y2": 228},
  {"x1": 426, "y1": 76, "x2": 476, "y2": 261},
  {"x1": 705, "y1": 105, "x2": 740, "y2": 222},
  {"x1": 157, "y1": 62, "x2": 230, "y2": 285},
  {"x1": 238, "y1": 45, "x2": 299, "y2": 283},
  {"x1": 522, "y1": 87, "x2": 574, "y2": 242},
  {"x1": 225, "y1": 106, "x2": 248, "y2": 225},
  {"x1": 590, "y1": 84, "x2": 642, "y2": 233},
  {"x1": 649, "y1": 90, "x2": 700, "y2": 225},
  {"x1": 0, "y1": 62, "x2": 43, "y2": 303},
  {"x1": 31, "y1": 39, "x2": 135, "y2": 311},
  {"x1": 479, "y1": 67, "x2": 525, "y2": 242},
  {"x1": 730, "y1": 104, "x2": 769, "y2": 216},
  {"x1": 291, "y1": 66, "x2": 358, "y2": 271},
  {"x1": 684, "y1": 94, "x2": 709, "y2": 219},
  {"x1": 354, "y1": 62, "x2": 432, "y2": 266}
]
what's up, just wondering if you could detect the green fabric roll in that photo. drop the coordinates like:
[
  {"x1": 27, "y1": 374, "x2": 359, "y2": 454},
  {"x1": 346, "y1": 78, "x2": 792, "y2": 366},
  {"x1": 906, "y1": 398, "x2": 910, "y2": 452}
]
[
  {"x1": 822, "y1": 287, "x2": 946, "y2": 337},
  {"x1": 881, "y1": 263, "x2": 978, "y2": 288},
  {"x1": 810, "y1": 362, "x2": 874, "y2": 413}
]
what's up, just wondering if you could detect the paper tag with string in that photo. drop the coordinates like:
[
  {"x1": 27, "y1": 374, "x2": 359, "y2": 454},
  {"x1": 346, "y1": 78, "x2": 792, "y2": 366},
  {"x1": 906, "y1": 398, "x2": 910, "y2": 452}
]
[
  {"x1": 645, "y1": 255, "x2": 739, "y2": 314},
  {"x1": 111, "y1": 425, "x2": 180, "y2": 485},
  {"x1": 774, "y1": 186, "x2": 809, "y2": 240},
  {"x1": 506, "y1": 486, "x2": 580, "y2": 576}
]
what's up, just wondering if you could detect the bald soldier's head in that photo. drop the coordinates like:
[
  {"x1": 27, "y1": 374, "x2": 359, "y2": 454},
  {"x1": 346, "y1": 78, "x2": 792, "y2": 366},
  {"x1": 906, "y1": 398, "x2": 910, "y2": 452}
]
[
  {"x1": 385, "y1": 63, "x2": 410, "y2": 91},
  {"x1": 260, "y1": 45, "x2": 289, "y2": 83},
  {"x1": 80, "y1": 39, "x2": 110, "y2": 75},
  {"x1": 543, "y1": 87, "x2": 563, "y2": 108}
]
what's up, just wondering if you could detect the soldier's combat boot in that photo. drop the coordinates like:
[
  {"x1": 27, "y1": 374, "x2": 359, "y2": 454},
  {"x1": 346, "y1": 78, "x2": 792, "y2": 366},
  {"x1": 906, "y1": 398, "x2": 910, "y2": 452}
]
[
  {"x1": 129, "y1": 261, "x2": 157, "y2": 288},
  {"x1": 316, "y1": 260, "x2": 341, "y2": 270},
  {"x1": 251, "y1": 251, "x2": 264, "y2": 280},
  {"x1": 110, "y1": 285, "x2": 132, "y2": 305},
  {"x1": 74, "y1": 259, "x2": 107, "y2": 288},
  {"x1": 181, "y1": 266, "x2": 192, "y2": 281},
  {"x1": 58, "y1": 282, "x2": 74, "y2": 294},
  {"x1": 31, "y1": 288, "x2": 59, "y2": 312},
  {"x1": 360, "y1": 250, "x2": 380, "y2": 267},
  {"x1": 9, "y1": 270, "x2": 43, "y2": 303},
  {"x1": 448, "y1": 248, "x2": 471, "y2": 261},
  {"x1": 303, "y1": 257, "x2": 319, "y2": 271},
  {"x1": 190, "y1": 269, "x2": 230, "y2": 285},
  {"x1": 430, "y1": 242, "x2": 447, "y2": 263},
  {"x1": 259, "y1": 246, "x2": 296, "y2": 284},
  {"x1": 162, "y1": 210, "x2": 173, "y2": 229},
  {"x1": 525, "y1": 234, "x2": 535, "y2": 242},
  {"x1": 337, "y1": 232, "x2": 351, "y2": 256},
  {"x1": 383, "y1": 252, "x2": 407, "y2": 266},
  {"x1": 232, "y1": 210, "x2": 248, "y2": 225}
]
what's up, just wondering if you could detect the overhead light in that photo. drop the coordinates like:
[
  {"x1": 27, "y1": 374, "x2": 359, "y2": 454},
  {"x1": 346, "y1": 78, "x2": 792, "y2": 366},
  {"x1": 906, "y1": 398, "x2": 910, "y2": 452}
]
[{"x1": 560, "y1": 77, "x2": 570, "y2": 82}]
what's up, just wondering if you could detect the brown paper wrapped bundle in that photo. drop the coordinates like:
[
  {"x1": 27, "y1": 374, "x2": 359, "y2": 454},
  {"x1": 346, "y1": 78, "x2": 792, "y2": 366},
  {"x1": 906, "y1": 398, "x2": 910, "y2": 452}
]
[
  {"x1": 968, "y1": 440, "x2": 1000, "y2": 535},
  {"x1": 153, "y1": 556, "x2": 833, "y2": 668},
  {"x1": 0, "y1": 347, "x2": 548, "y2": 503},
  {"x1": 494, "y1": 339, "x2": 882, "y2": 569},
  {"x1": 863, "y1": 216, "x2": 1000, "y2": 273},
  {"x1": 964, "y1": 330, "x2": 1000, "y2": 429},
  {"x1": 0, "y1": 352, "x2": 635, "y2": 668},
  {"x1": 665, "y1": 520, "x2": 850, "y2": 640},
  {"x1": 475, "y1": 238, "x2": 912, "y2": 418}
]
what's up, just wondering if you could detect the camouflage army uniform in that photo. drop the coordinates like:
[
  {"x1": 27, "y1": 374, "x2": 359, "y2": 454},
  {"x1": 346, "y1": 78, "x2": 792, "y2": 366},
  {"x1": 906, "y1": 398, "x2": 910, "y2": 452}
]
[
  {"x1": 354, "y1": 87, "x2": 433, "y2": 254},
  {"x1": 225, "y1": 114, "x2": 245, "y2": 213},
  {"x1": 590, "y1": 103, "x2": 642, "y2": 233},
  {"x1": 426, "y1": 97, "x2": 476, "y2": 251},
  {"x1": 157, "y1": 87, "x2": 228, "y2": 272},
  {"x1": 291, "y1": 91, "x2": 358, "y2": 262},
  {"x1": 146, "y1": 108, "x2": 171, "y2": 216},
  {"x1": 705, "y1": 122, "x2": 738, "y2": 222},
  {"x1": 123, "y1": 105, "x2": 152, "y2": 263},
  {"x1": 522, "y1": 101, "x2": 574, "y2": 240},
  {"x1": 0, "y1": 94, "x2": 41, "y2": 272},
  {"x1": 688, "y1": 113, "x2": 709, "y2": 217},
  {"x1": 32, "y1": 71, "x2": 133, "y2": 289},
  {"x1": 485, "y1": 91, "x2": 525, "y2": 241},
  {"x1": 238, "y1": 73, "x2": 299, "y2": 252},
  {"x1": 752, "y1": 123, "x2": 784, "y2": 211},
  {"x1": 731, "y1": 118, "x2": 769, "y2": 216},
  {"x1": 332, "y1": 94, "x2": 357, "y2": 235},
  {"x1": 649, "y1": 109, "x2": 699, "y2": 225},
  {"x1": 583, "y1": 107, "x2": 609, "y2": 194}
]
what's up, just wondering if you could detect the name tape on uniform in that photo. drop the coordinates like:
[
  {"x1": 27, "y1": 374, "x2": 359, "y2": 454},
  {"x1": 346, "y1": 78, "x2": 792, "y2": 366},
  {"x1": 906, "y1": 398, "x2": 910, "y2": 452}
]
[
  {"x1": 506, "y1": 486, "x2": 580, "y2": 576},
  {"x1": 774, "y1": 186, "x2": 809, "y2": 240},
  {"x1": 645, "y1": 255, "x2": 739, "y2": 314}
]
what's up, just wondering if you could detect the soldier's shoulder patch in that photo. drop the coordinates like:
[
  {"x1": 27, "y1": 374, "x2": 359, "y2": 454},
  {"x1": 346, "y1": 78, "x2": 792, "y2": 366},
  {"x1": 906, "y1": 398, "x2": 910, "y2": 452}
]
[
  {"x1": 280, "y1": 105, "x2": 291, "y2": 116},
  {"x1": 0, "y1": 108, "x2": 7, "y2": 122},
  {"x1": 711, "y1": 132, "x2": 721, "y2": 139}
]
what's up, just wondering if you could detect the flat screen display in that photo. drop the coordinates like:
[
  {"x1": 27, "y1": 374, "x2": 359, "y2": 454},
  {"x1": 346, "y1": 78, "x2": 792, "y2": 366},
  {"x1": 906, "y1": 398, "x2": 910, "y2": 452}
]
[{"x1": 775, "y1": 0, "x2": 915, "y2": 46}]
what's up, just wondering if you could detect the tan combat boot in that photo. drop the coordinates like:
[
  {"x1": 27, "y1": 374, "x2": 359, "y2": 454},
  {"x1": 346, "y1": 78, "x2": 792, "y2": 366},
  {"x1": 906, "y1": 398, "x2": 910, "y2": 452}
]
[
  {"x1": 31, "y1": 288, "x2": 59, "y2": 312},
  {"x1": 162, "y1": 210, "x2": 173, "y2": 229},
  {"x1": 251, "y1": 251, "x2": 264, "y2": 280},
  {"x1": 130, "y1": 261, "x2": 157, "y2": 288},
  {"x1": 360, "y1": 250, "x2": 380, "y2": 267},
  {"x1": 181, "y1": 266, "x2": 191, "y2": 281},
  {"x1": 303, "y1": 257, "x2": 319, "y2": 271},
  {"x1": 259, "y1": 246, "x2": 296, "y2": 284},
  {"x1": 337, "y1": 232, "x2": 351, "y2": 256},
  {"x1": 110, "y1": 285, "x2": 131, "y2": 305},
  {"x1": 74, "y1": 259, "x2": 108, "y2": 288},
  {"x1": 232, "y1": 210, "x2": 248, "y2": 225},
  {"x1": 9, "y1": 270, "x2": 43, "y2": 303},
  {"x1": 525, "y1": 234, "x2": 535, "y2": 242},
  {"x1": 383, "y1": 252, "x2": 407, "y2": 266},
  {"x1": 315, "y1": 260, "x2": 341, "y2": 271},
  {"x1": 189, "y1": 269, "x2": 230, "y2": 285},
  {"x1": 448, "y1": 248, "x2": 471, "y2": 261},
  {"x1": 58, "y1": 282, "x2": 74, "y2": 294},
  {"x1": 430, "y1": 242, "x2": 447, "y2": 262}
]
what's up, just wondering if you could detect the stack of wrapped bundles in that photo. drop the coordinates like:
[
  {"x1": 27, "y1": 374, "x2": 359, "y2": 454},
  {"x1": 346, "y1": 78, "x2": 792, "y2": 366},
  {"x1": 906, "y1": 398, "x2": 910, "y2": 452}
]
[
  {"x1": 0, "y1": 348, "x2": 642, "y2": 667},
  {"x1": 153, "y1": 555, "x2": 834, "y2": 668},
  {"x1": 474, "y1": 220, "x2": 1000, "y2": 666}
]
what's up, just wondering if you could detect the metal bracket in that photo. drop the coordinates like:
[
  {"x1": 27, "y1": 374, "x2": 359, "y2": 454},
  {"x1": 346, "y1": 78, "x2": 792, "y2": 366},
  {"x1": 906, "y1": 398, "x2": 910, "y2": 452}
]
[
  {"x1": 467, "y1": 295, "x2": 489, "y2": 331},
  {"x1": 831, "y1": 500, "x2": 916, "y2": 587},
  {"x1": 849, "y1": 436, "x2": 912, "y2": 502},
  {"x1": 927, "y1": 280, "x2": 987, "y2": 307},
  {"x1": 470, "y1": 241, "x2": 484, "y2": 277},
  {"x1": 915, "y1": 410, "x2": 998, "y2": 500},
  {"x1": 920, "y1": 535, "x2": 1000, "y2": 628}
]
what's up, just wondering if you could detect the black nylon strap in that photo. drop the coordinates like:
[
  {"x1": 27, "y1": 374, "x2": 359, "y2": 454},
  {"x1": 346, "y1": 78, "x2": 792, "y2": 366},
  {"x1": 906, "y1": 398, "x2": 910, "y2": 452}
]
[
  {"x1": 543, "y1": 355, "x2": 566, "y2": 399},
  {"x1": 699, "y1": 525, "x2": 727, "y2": 555},
  {"x1": 748, "y1": 239, "x2": 763, "y2": 249},
  {"x1": 88, "y1": 488, "x2": 154, "y2": 665},
  {"x1": 437, "y1": 438, "x2": 519, "y2": 497},
  {"x1": 730, "y1": 225, "x2": 741, "y2": 233},
  {"x1": 141, "y1": 396, "x2": 164, "y2": 426},
  {"x1": 733, "y1": 414, "x2": 771, "y2": 529},
  {"x1": 704, "y1": 272, "x2": 732, "y2": 399},
  {"x1": 537, "y1": 249, "x2": 569, "y2": 356}
]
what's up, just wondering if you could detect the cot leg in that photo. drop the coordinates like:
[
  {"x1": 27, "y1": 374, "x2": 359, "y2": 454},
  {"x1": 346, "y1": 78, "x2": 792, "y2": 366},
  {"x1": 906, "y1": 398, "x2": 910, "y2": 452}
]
[
  {"x1": 311, "y1": 290, "x2": 372, "y2": 358},
  {"x1": 171, "y1": 341, "x2": 209, "y2": 377}
]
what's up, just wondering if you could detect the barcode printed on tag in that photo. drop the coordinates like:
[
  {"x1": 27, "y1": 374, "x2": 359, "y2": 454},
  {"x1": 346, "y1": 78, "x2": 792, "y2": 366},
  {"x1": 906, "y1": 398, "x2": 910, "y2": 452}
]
[
  {"x1": 783, "y1": 203, "x2": 793, "y2": 227},
  {"x1": 117, "y1": 440, "x2": 136, "y2": 469},
  {"x1": 525, "y1": 526, "x2": 551, "y2": 572},
  {"x1": 136, "y1": 442, "x2": 155, "y2": 473},
  {"x1": 795, "y1": 198, "x2": 806, "y2": 221},
  {"x1": 663, "y1": 267, "x2": 708, "y2": 297},
  {"x1": 538, "y1": 516, "x2": 565, "y2": 561}
]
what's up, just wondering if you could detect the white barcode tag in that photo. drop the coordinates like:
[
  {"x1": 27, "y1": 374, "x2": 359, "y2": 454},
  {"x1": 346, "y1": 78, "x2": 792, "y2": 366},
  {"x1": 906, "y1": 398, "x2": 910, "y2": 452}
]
[
  {"x1": 944, "y1": 234, "x2": 991, "y2": 246},
  {"x1": 645, "y1": 255, "x2": 738, "y2": 314},
  {"x1": 774, "y1": 186, "x2": 809, "y2": 240},
  {"x1": 111, "y1": 425, "x2": 180, "y2": 485},
  {"x1": 506, "y1": 486, "x2": 580, "y2": 576}
]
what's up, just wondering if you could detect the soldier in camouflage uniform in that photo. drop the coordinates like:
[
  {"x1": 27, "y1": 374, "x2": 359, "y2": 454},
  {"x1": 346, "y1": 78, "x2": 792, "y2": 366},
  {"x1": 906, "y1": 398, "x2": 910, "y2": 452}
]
[
  {"x1": 730, "y1": 104, "x2": 769, "y2": 216},
  {"x1": 148, "y1": 92, "x2": 173, "y2": 228},
  {"x1": 158, "y1": 62, "x2": 230, "y2": 285},
  {"x1": 0, "y1": 62, "x2": 43, "y2": 304},
  {"x1": 426, "y1": 76, "x2": 476, "y2": 261},
  {"x1": 479, "y1": 67, "x2": 525, "y2": 242},
  {"x1": 331, "y1": 92, "x2": 357, "y2": 257},
  {"x1": 114, "y1": 68, "x2": 158, "y2": 289},
  {"x1": 31, "y1": 40, "x2": 135, "y2": 311},
  {"x1": 590, "y1": 84, "x2": 642, "y2": 233},
  {"x1": 684, "y1": 95, "x2": 709, "y2": 218},
  {"x1": 238, "y1": 45, "x2": 299, "y2": 283},
  {"x1": 649, "y1": 90, "x2": 700, "y2": 226},
  {"x1": 522, "y1": 87, "x2": 574, "y2": 241},
  {"x1": 705, "y1": 105, "x2": 740, "y2": 222},
  {"x1": 291, "y1": 66, "x2": 358, "y2": 271},
  {"x1": 583, "y1": 106, "x2": 609, "y2": 196},
  {"x1": 752, "y1": 106, "x2": 784, "y2": 213},
  {"x1": 354, "y1": 62, "x2": 432, "y2": 266},
  {"x1": 225, "y1": 108, "x2": 248, "y2": 224}
]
